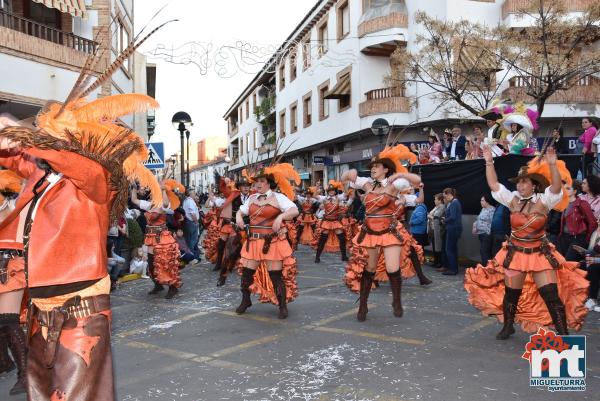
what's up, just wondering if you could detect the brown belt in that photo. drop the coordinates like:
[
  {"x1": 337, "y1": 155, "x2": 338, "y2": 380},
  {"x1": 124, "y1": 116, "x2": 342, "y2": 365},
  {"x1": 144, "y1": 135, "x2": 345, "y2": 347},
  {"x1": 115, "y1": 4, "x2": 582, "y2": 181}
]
[
  {"x1": 503, "y1": 238, "x2": 559, "y2": 269},
  {"x1": 32, "y1": 294, "x2": 111, "y2": 368},
  {"x1": 356, "y1": 222, "x2": 404, "y2": 244},
  {"x1": 147, "y1": 225, "x2": 166, "y2": 235}
]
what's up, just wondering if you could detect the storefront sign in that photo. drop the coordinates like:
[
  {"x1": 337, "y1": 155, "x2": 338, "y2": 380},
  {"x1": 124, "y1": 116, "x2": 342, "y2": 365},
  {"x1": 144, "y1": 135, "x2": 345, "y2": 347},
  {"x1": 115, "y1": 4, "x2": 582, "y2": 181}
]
[{"x1": 313, "y1": 156, "x2": 333, "y2": 165}]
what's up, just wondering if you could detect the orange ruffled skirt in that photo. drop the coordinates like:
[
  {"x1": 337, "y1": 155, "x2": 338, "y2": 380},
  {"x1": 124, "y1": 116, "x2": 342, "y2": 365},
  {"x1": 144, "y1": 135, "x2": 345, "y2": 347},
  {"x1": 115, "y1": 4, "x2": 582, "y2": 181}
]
[
  {"x1": 311, "y1": 220, "x2": 348, "y2": 253},
  {"x1": 203, "y1": 218, "x2": 221, "y2": 264},
  {"x1": 345, "y1": 225, "x2": 422, "y2": 292},
  {"x1": 146, "y1": 231, "x2": 182, "y2": 288},
  {"x1": 297, "y1": 214, "x2": 317, "y2": 245},
  {"x1": 0, "y1": 257, "x2": 25, "y2": 294},
  {"x1": 464, "y1": 256, "x2": 589, "y2": 333}
]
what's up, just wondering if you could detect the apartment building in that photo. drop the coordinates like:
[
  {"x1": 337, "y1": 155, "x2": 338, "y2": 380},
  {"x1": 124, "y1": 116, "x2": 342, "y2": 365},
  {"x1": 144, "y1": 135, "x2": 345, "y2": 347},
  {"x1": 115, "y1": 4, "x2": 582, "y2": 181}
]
[
  {"x1": 0, "y1": 0, "x2": 151, "y2": 135},
  {"x1": 223, "y1": 0, "x2": 599, "y2": 183}
]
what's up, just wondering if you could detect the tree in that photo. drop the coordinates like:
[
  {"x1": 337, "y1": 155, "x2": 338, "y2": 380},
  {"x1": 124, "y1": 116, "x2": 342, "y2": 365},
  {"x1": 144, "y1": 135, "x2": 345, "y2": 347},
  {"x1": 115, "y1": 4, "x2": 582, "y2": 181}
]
[
  {"x1": 390, "y1": 12, "x2": 512, "y2": 118},
  {"x1": 496, "y1": 0, "x2": 600, "y2": 120}
]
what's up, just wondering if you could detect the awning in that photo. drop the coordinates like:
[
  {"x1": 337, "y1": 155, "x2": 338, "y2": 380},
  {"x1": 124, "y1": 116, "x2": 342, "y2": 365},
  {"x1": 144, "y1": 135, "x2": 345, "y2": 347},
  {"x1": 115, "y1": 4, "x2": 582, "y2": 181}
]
[
  {"x1": 299, "y1": 172, "x2": 310, "y2": 180},
  {"x1": 324, "y1": 75, "x2": 351, "y2": 100},
  {"x1": 458, "y1": 45, "x2": 501, "y2": 72},
  {"x1": 32, "y1": 0, "x2": 87, "y2": 18}
]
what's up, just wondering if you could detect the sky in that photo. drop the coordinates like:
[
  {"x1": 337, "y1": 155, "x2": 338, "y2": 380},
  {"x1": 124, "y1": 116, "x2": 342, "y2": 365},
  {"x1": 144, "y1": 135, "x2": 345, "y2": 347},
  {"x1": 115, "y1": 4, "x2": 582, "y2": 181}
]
[{"x1": 134, "y1": 0, "x2": 317, "y2": 160}]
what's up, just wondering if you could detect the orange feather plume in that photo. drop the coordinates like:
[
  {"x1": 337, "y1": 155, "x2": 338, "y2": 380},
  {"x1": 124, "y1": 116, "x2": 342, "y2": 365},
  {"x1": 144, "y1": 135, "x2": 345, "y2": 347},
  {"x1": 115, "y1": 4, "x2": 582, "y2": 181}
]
[
  {"x1": 74, "y1": 94, "x2": 159, "y2": 123},
  {"x1": 525, "y1": 158, "x2": 572, "y2": 212},
  {"x1": 378, "y1": 144, "x2": 417, "y2": 173},
  {"x1": 263, "y1": 163, "x2": 301, "y2": 200},
  {"x1": 0, "y1": 170, "x2": 23, "y2": 204},
  {"x1": 328, "y1": 179, "x2": 344, "y2": 191}
]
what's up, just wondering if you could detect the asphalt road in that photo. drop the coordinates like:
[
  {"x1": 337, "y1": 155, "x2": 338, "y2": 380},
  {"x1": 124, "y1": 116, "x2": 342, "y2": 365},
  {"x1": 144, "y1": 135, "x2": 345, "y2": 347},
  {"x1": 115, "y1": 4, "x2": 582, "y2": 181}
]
[{"x1": 1, "y1": 245, "x2": 598, "y2": 401}]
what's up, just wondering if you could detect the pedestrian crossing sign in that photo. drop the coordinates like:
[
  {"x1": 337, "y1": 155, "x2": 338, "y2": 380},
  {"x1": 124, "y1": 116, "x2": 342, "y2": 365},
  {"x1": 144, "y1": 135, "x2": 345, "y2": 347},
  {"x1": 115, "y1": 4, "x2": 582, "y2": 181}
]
[{"x1": 143, "y1": 142, "x2": 165, "y2": 169}]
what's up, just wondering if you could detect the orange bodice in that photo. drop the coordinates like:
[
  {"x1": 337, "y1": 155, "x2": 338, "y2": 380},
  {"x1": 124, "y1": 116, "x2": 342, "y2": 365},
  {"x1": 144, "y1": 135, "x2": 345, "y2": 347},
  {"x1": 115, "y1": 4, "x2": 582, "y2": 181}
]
[
  {"x1": 510, "y1": 212, "x2": 547, "y2": 247},
  {"x1": 249, "y1": 203, "x2": 281, "y2": 234},
  {"x1": 145, "y1": 211, "x2": 167, "y2": 226},
  {"x1": 364, "y1": 192, "x2": 397, "y2": 231},
  {"x1": 323, "y1": 201, "x2": 339, "y2": 220},
  {"x1": 301, "y1": 201, "x2": 313, "y2": 213}
]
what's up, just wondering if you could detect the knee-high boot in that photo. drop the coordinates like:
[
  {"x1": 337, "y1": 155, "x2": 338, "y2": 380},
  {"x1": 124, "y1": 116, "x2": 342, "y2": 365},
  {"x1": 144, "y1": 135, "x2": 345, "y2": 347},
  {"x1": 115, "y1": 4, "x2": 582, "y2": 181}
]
[
  {"x1": 496, "y1": 287, "x2": 522, "y2": 340},
  {"x1": 357, "y1": 270, "x2": 375, "y2": 322},
  {"x1": 315, "y1": 233, "x2": 329, "y2": 263},
  {"x1": 538, "y1": 283, "x2": 569, "y2": 335},
  {"x1": 337, "y1": 233, "x2": 348, "y2": 261},
  {"x1": 236, "y1": 268, "x2": 255, "y2": 314},
  {"x1": 268, "y1": 271, "x2": 288, "y2": 319},
  {"x1": 213, "y1": 238, "x2": 226, "y2": 271},
  {"x1": 410, "y1": 247, "x2": 432, "y2": 285},
  {"x1": 295, "y1": 225, "x2": 304, "y2": 249},
  {"x1": 0, "y1": 325, "x2": 15, "y2": 374},
  {"x1": 1, "y1": 314, "x2": 26, "y2": 395},
  {"x1": 388, "y1": 270, "x2": 404, "y2": 317},
  {"x1": 147, "y1": 254, "x2": 164, "y2": 294}
]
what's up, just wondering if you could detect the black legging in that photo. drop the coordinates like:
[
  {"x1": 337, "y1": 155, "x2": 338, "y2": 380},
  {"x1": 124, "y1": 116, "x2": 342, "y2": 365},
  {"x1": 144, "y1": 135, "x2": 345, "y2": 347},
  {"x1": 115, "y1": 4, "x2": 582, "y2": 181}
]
[{"x1": 589, "y1": 263, "x2": 600, "y2": 300}]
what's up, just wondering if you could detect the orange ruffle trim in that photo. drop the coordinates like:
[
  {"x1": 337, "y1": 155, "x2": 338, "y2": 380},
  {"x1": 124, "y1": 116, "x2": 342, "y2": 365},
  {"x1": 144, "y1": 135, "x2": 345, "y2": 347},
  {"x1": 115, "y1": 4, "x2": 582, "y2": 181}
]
[
  {"x1": 151, "y1": 231, "x2": 182, "y2": 288},
  {"x1": 298, "y1": 213, "x2": 317, "y2": 224},
  {"x1": 311, "y1": 225, "x2": 343, "y2": 253},
  {"x1": 344, "y1": 225, "x2": 422, "y2": 292},
  {"x1": 241, "y1": 235, "x2": 293, "y2": 261},
  {"x1": 236, "y1": 258, "x2": 298, "y2": 305},
  {"x1": 494, "y1": 241, "x2": 566, "y2": 272},
  {"x1": 464, "y1": 260, "x2": 589, "y2": 333},
  {"x1": 320, "y1": 220, "x2": 344, "y2": 231},
  {"x1": 0, "y1": 257, "x2": 25, "y2": 293},
  {"x1": 352, "y1": 230, "x2": 403, "y2": 249},
  {"x1": 298, "y1": 221, "x2": 316, "y2": 245},
  {"x1": 220, "y1": 223, "x2": 234, "y2": 236},
  {"x1": 202, "y1": 218, "x2": 221, "y2": 264},
  {"x1": 285, "y1": 222, "x2": 298, "y2": 251}
]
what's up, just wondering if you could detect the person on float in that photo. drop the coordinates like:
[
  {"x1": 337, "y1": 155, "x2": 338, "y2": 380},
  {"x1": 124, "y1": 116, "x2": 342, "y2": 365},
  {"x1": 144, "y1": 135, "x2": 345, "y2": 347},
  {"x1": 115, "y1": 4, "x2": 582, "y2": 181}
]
[
  {"x1": 130, "y1": 180, "x2": 182, "y2": 299},
  {"x1": 465, "y1": 145, "x2": 589, "y2": 338},
  {"x1": 341, "y1": 144, "x2": 421, "y2": 321},
  {"x1": 0, "y1": 170, "x2": 27, "y2": 395},
  {"x1": 235, "y1": 163, "x2": 300, "y2": 319},
  {"x1": 313, "y1": 180, "x2": 348, "y2": 263},
  {"x1": 295, "y1": 187, "x2": 319, "y2": 248},
  {"x1": 216, "y1": 178, "x2": 251, "y2": 286}
]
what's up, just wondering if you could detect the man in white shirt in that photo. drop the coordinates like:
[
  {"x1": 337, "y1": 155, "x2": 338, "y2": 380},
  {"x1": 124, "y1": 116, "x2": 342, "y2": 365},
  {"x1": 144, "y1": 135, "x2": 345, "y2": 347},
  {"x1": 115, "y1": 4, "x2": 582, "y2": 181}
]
[{"x1": 182, "y1": 189, "x2": 200, "y2": 259}]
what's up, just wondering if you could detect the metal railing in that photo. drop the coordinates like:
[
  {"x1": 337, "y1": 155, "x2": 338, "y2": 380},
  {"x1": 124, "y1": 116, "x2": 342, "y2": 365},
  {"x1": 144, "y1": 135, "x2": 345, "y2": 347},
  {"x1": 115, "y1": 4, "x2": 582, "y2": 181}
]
[{"x1": 0, "y1": 9, "x2": 97, "y2": 54}]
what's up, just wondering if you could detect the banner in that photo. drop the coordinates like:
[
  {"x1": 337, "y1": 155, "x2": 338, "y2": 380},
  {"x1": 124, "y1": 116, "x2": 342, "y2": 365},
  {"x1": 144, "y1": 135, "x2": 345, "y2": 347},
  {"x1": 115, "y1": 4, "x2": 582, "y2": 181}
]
[{"x1": 412, "y1": 155, "x2": 581, "y2": 215}]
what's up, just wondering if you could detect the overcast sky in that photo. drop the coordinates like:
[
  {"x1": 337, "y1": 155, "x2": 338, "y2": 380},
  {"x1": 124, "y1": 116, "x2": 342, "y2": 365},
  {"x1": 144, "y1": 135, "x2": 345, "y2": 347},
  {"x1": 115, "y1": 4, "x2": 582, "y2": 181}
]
[{"x1": 134, "y1": 0, "x2": 316, "y2": 159}]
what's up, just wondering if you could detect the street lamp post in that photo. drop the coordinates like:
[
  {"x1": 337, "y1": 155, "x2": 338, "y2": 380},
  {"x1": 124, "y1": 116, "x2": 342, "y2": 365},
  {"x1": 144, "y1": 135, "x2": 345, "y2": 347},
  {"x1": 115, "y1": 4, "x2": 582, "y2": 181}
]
[
  {"x1": 185, "y1": 129, "x2": 191, "y2": 188},
  {"x1": 172, "y1": 111, "x2": 193, "y2": 185},
  {"x1": 371, "y1": 118, "x2": 391, "y2": 151}
]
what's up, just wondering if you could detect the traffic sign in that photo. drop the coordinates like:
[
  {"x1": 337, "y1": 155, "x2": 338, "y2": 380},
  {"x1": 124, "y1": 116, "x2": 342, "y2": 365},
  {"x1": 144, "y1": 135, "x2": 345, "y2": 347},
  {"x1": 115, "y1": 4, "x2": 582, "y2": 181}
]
[{"x1": 144, "y1": 142, "x2": 165, "y2": 169}]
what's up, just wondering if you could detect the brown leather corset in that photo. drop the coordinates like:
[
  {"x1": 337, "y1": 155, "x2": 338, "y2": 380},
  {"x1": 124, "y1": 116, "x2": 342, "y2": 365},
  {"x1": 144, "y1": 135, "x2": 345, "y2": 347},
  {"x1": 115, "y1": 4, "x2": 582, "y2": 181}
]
[
  {"x1": 510, "y1": 212, "x2": 547, "y2": 247},
  {"x1": 249, "y1": 204, "x2": 280, "y2": 234},
  {"x1": 364, "y1": 192, "x2": 397, "y2": 231},
  {"x1": 323, "y1": 201, "x2": 339, "y2": 220}
]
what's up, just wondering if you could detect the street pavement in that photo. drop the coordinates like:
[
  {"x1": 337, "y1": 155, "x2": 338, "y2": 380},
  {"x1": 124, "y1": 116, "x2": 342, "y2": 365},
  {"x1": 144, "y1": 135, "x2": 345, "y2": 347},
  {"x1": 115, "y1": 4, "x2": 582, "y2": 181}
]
[{"x1": 1, "y1": 245, "x2": 598, "y2": 401}]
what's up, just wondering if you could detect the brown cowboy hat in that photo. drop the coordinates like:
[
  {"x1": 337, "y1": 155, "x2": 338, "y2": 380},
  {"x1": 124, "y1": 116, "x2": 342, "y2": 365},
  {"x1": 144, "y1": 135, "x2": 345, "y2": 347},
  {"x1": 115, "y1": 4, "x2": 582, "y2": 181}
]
[
  {"x1": 367, "y1": 157, "x2": 396, "y2": 175},
  {"x1": 508, "y1": 166, "x2": 549, "y2": 192},
  {"x1": 235, "y1": 179, "x2": 251, "y2": 189}
]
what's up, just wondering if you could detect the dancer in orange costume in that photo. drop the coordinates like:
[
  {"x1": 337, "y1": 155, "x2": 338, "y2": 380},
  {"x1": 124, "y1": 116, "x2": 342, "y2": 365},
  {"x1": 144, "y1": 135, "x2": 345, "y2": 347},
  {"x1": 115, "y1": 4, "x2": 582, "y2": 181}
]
[
  {"x1": 0, "y1": 170, "x2": 27, "y2": 395},
  {"x1": 203, "y1": 189, "x2": 225, "y2": 264},
  {"x1": 130, "y1": 180, "x2": 183, "y2": 299},
  {"x1": 216, "y1": 178, "x2": 251, "y2": 286},
  {"x1": 340, "y1": 189, "x2": 359, "y2": 243},
  {"x1": 341, "y1": 144, "x2": 421, "y2": 321},
  {"x1": 313, "y1": 180, "x2": 348, "y2": 263},
  {"x1": 295, "y1": 187, "x2": 319, "y2": 247},
  {"x1": 465, "y1": 146, "x2": 588, "y2": 338},
  {"x1": 235, "y1": 163, "x2": 299, "y2": 319}
]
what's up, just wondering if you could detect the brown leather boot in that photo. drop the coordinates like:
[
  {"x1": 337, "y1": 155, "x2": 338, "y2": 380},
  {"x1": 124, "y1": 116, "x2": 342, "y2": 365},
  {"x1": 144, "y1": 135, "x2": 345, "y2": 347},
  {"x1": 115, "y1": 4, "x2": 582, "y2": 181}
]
[
  {"x1": 213, "y1": 239, "x2": 226, "y2": 271},
  {"x1": 315, "y1": 233, "x2": 329, "y2": 263},
  {"x1": 539, "y1": 283, "x2": 569, "y2": 335},
  {"x1": 337, "y1": 233, "x2": 348, "y2": 261},
  {"x1": 236, "y1": 268, "x2": 255, "y2": 314},
  {"x1": 0, "y1": 326, "x2": 15, "y2": 375},
  {"x1": 410, "y1": 247, "x2": 432, "y2": 285},
  {"x1": 4, "y1": 315, "x2": 26, "y2": 395},
  {"x1": 357, "y1": 270, "x2": 375, "y2": 322},
  {"x1": 496, "y1": 287, "x2": 522, "y2": 340},
  {"x1": 269, "y1": 270, "x2": 288, "y2": 319},
  {"x1": 388, "y1": 270, "x2": 404, "y2": 317},
  {"x1": 295, "y1": 225, "x2": 304, "y2": 249},
  {"x1": 165, "y1": 285, "x2": 179, "y2": 299}
]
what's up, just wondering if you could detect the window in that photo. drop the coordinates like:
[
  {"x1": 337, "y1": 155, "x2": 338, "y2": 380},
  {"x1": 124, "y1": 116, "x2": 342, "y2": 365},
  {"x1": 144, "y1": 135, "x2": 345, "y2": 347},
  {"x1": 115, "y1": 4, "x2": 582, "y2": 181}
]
[
  {"x1": 337, "y1": 70, "x2": 352, "y2": 112},
  {"x1": 318, "y1": 22, "x2": 328, "y2": 57},
  {"x1": 253, "y1": 129, "x2": 260, "y2": 149},
  {"x1": 239, "y1": 106, "x2": 243, "y2": 123},
  {"x1": 246, "y1": 133, "x2": 251, "y2": 153},
  {"x1": 253, "y1": 93, "x2": 257, "y2": 110},
  {"x1": 240, "y1": 137, "x2": 245, "y2": 155},
  {"x1": 279, "y1": 110, "x2": 286, "y2": 138},
  {"x1": 279, "y1": 63, "x2": 286, "y2": 91},
  {"x1": 290, "y1": 102, "x2": 298, "y2": 133},
  {"x1": 112, "y1": 16, "x2": 131, "y2": 71},
  {"x1": 25, "y1": 2, "x2": 62, "y2": 29},
  {"x1": 290, "y1": 49, "x2": 297, "y2": 81},
  {"x1": 318, "y1": 80, "x2": 330, "y2": 121},
  {"x1": 246, "y1": 99, "x2": 250, "y2": 120},
  {"x1": 302, "y1": 36, "x2": 311, "y2": 70},
  {"x1": 337, "y1": 1, "x2": 350, "y2": 41},
  {"x1": 303, "y1": 92, "x2": 312, "y2": 128}
]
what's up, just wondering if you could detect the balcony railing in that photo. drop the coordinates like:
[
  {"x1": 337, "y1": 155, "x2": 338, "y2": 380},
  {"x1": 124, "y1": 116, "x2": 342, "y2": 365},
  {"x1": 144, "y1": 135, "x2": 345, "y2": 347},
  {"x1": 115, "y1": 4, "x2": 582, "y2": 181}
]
[
  {"x1": 0, "y1": 9, "x2": 96, "y2": 54},
  {"x1": 358, "y1": 12, "x2": 408, "y2": 38},
  {"x1": 502, "y1": 0, "x2": 595, "y2": 20},
  {"x1": 502, "y1": 76, "x2": 600, "y2": 104},
  {"x1": 359, "y1": 87, "x2": 409, "y2": 117}
]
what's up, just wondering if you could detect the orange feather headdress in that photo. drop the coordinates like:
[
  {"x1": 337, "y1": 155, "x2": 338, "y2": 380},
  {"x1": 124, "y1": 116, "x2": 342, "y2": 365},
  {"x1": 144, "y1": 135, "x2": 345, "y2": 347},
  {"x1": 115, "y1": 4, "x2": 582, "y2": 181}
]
[
  {"x1": 369, "y1": 144, "x2": 417, "y2": 174},
  {"x1": 326, "y1": 180, "x2": 344, "y2": 193},
  {"x1": 509, "y1": 157, "x2": 572, "y2": 211},
  {"x1": 163, "y1": 179, "x2": 185, "y2": 210},
  {"x1": 0, "y1": 170, "x2": 23, "y2": 205}
]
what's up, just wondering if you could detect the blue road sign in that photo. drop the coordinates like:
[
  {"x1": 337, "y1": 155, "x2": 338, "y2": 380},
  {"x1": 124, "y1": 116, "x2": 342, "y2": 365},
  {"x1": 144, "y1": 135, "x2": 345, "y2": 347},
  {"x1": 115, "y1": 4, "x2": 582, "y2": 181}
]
[{"x1": 144, "y1": 142, "x2": 165, "y2": 169}]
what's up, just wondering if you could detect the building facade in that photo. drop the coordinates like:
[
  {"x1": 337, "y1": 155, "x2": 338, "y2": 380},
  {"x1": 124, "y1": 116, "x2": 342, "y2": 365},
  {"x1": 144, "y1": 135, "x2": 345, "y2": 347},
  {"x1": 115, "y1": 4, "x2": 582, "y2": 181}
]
[
  {"x1": 189, "y1": 158, "x2": 229, "y2": 195},
  {"x1": 223, "y1": 0, "x2": 599, "y2": 183},
  {"x1": 0, "y1": 0, "x2": 149, "y2": 133}
]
